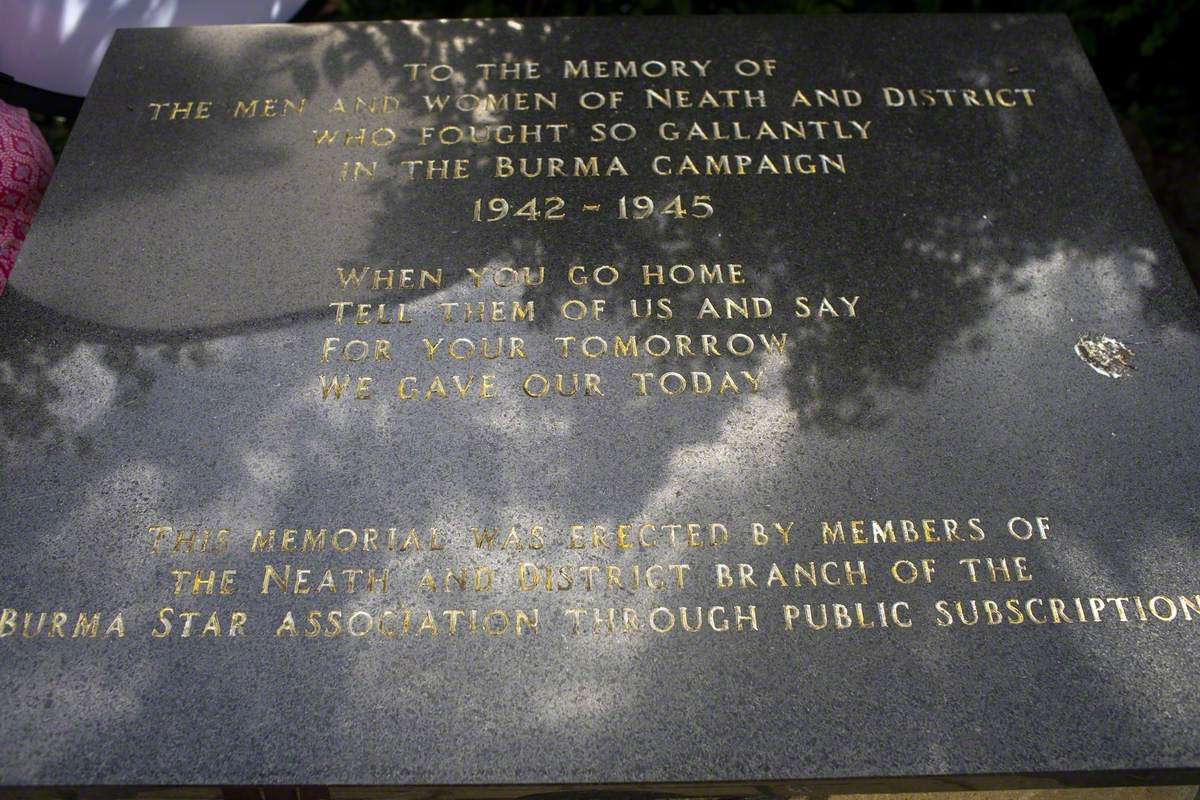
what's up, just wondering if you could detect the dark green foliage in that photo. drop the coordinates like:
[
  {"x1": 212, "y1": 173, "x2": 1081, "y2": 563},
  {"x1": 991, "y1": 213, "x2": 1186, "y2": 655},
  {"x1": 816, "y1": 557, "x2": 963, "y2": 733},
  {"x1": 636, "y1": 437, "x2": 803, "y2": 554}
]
[{"x1": 28, "y1": 112, "x2": 72, "y2": 157}]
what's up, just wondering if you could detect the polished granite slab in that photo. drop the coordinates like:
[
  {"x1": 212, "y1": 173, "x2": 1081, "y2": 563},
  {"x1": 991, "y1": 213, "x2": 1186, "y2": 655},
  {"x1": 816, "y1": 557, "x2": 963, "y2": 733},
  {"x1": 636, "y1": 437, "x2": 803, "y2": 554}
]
[{"x1": 1, "y1": 14, "x2": 1199, "y2": 793}]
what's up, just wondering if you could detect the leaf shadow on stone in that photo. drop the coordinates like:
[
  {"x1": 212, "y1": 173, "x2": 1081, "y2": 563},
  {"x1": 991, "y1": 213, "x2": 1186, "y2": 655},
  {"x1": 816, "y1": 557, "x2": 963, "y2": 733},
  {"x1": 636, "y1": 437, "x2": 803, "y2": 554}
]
[{"x1": 1, "y1": 16, "x2": 1199, "y2": 789}]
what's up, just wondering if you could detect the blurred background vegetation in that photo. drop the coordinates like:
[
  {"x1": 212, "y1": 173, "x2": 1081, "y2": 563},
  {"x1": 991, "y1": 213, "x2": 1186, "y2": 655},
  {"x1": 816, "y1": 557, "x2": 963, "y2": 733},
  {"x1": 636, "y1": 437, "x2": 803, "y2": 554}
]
[{"x1": 29, "y1": 0, "x2": 1198, "y2": 278}]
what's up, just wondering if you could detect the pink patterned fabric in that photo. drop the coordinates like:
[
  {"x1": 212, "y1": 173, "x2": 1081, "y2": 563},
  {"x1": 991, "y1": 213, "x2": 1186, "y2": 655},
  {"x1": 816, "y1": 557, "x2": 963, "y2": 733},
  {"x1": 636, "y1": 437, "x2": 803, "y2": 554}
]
[{"x1": 0, "y1": 99, "x2": 55, "y2": 294}]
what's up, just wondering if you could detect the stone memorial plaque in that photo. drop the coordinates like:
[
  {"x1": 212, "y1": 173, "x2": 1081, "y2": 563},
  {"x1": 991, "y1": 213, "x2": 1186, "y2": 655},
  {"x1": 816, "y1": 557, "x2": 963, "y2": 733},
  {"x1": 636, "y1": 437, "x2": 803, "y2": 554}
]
[{"x1": 2, "y1": 14, "x2": 1199, "y2": 795}]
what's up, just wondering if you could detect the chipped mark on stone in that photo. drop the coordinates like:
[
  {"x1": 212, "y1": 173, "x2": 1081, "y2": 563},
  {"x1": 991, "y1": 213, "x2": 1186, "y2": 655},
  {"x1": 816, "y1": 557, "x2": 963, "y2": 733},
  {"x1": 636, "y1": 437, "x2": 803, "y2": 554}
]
[{"x1": 1075, "y1": 335, "x2": 1135, "y2": 378}]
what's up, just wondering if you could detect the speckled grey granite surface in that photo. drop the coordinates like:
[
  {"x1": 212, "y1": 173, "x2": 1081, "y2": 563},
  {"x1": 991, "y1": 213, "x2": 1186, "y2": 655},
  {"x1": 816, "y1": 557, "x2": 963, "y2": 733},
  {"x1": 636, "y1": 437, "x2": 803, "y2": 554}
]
[{"x1": 1, "y1": 15, "x2": 1199, "y2": 791}]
